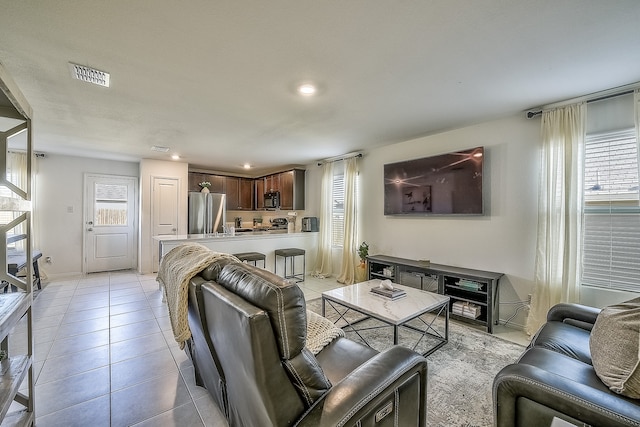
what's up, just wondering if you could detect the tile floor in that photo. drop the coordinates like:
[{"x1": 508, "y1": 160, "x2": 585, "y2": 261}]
[{"x1": 7, "y1": 271, "x2": 529, "y2": 426}]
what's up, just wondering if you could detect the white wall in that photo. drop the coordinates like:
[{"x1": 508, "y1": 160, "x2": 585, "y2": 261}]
[
  {"x1": 361, "y1": 114, "x2": 541, "y2": 328},
  {"x1": 33, "y1": 154, "x2": 139, "y2": 277}
]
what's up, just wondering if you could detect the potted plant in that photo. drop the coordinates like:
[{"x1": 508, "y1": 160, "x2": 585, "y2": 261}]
[
  {"x1": 355, "y1": 241, "x2": 369, "y2": 282},
  {"x1": 358, "y1": 241, "x2": 369, "y2": 263},
  {"x1": 199, "y1": 181, "x2": 211, "y2": 193}
]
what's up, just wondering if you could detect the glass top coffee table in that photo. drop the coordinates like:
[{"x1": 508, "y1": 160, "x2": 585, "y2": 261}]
[{"x1": 322, "y1": 279, "x2": 450, "y2": 356}]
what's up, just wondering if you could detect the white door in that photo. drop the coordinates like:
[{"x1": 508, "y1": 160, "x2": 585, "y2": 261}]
[
  {"x1": 151, "y1": 177, "x2": 179, "y2": 272},
  {"x1": 84, "y1": 174, "x2": 137, "y2": 273}
]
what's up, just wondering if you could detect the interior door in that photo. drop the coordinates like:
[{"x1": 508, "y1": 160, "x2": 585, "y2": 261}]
[
  {"x1": 84, "y1": 174, "x2": 137, "y2": 273},
  {"x1": 152, "y1": 177, "x2": 179, "y2": 272}
]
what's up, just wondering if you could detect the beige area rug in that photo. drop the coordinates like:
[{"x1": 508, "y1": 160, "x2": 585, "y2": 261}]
[{"x1": 305, "y1": 298, "x2": 526, "y2": 427}]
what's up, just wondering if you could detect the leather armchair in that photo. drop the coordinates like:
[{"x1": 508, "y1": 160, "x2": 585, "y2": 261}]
[
  {"x1": 186, "y1": 261, "x2": 429, "y2": 427},
  {"x1": 493, "y1": 303, "x2": 640, "y2": 427}
]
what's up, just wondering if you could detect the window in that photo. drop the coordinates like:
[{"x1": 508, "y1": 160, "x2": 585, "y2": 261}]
[
  {"x1": 582, "y1": 128, "x2": 640, "y2": 292},
  {"x1": 332, "y1": 173, "x2": 345, "y2": 247},
  {"x1": 331, "y1": 167, "x2": 360, "y2": 248}
]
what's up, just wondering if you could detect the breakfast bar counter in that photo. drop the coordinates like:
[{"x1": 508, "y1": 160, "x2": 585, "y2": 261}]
[{"x1": 154, "y1": 231, "x2": 318, "y2": 275}]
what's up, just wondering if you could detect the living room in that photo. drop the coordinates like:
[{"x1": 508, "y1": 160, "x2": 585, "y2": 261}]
[{"x1": 1, "y1": 1, "x2": 640, "y2": 426}]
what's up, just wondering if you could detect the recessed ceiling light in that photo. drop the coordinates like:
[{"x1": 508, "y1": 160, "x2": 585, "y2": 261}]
[
  {"x1": 243, "y1": 163, "x2": 251, "y2": 169},
  {"x1": 69, "y1": 62, "x2": 110, "y2": 87},
  {"x1": 298, "y1": 84, "x2": 317, "y2": 96},
  {"x1": 171, "y1": 154, "x2": 180, "y2": 160}
]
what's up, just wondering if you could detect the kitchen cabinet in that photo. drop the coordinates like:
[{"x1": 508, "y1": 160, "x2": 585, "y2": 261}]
[
  {"x1": 279, "y1": 169, "x2": 305, "y2": 210},
  {"x1": 226, "y1": 177, "x2": 254, "y2": 210},
  {"x1": 264, "y1": 174, "x2": 281, "y2": 193},
  {"x1": 367, "y1": 254, "x2": 502, "y2": 333},
  {"x1": 188, "y1": 172, "x2": 206, "y2": 192},
  {"x1": 255, "y1": 179, "x2": 265, "y2": 210},
  {"x1": 188, "y1": 173, "x2": 225, "y2": 193}
]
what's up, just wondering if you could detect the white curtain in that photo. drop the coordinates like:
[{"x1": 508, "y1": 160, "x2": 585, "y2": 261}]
[
  {"x1": 525, "y1": 102, "x2": 586, "y2": 336},
  {"x1": 337, "y1": 157, "x2": 358, "y2": 284},
  {"x1": 313, "y1": 162, "x2": 334, "y2": 278}
]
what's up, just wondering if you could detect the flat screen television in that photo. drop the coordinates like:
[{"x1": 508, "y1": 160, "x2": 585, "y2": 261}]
[{"x1": 384, "y1": 146, "x2": 484, "y2": 215}]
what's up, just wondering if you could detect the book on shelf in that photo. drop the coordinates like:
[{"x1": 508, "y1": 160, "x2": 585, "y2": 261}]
[{"x1": 370, "y1": 287, "x2": 407, "y2": 300}]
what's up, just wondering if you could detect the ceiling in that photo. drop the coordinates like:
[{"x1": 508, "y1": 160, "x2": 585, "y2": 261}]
[{"x1": 1, "y1": 1, "x2": 639, "y2": 176}]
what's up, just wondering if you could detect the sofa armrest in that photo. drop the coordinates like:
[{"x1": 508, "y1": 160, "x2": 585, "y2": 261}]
[
  {"x1": 295, "y1": 346, "x2": 428, "y2": 427},
  {"x1": 547, "y1": 303, "x2": 601, "y2": 330},
  {"x1": 494, "y1": 364, "x2": 640, "y2": 427}
]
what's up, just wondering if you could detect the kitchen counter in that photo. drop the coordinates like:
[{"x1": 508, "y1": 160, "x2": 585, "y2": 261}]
[{"x1": 153, "y1": 231, "x2": 318, "y2": 275}]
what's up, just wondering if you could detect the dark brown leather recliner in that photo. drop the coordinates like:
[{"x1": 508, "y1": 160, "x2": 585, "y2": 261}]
[{"x1": 186, "y1": 261, "x2": 428, "y2": 427}]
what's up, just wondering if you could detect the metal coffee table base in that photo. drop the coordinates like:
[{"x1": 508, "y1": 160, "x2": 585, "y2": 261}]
[{"x1": 322, "y1": 298, "x2": 449, "y2": 357}]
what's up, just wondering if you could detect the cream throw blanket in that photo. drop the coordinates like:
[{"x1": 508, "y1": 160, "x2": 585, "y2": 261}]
[
  {"x1": 305, "y1": 309, "x2": 345, "y2": 355},
  {"x1": 156, "y1": 243, "x2": 239, "y2": 349}
]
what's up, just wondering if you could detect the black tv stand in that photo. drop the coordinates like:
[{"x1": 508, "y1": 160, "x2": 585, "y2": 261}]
[{"x1": 367, "y1": 255, "x2": 503, "y2": 333}]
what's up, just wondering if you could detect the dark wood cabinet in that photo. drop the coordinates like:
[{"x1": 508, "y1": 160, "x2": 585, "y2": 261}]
[
  {"x1": 188, "y1": 169, "x2": 304, "y2": 211},
  {"x1": 255, "y1": 178, "x2": 265, "y2": 210},
  {"x1": 210, "y1": 175, "x2": 225, "y2": 193},
  {"x1": 264, "y1": 174, "x2": 281, "y2": 193},
  {"x1": 225, "y1": 177, "x2": 254, "y2": 210},
  {"x1": 279, "y1": 169, "x2": 305, "y2": 210},
  {"x1": 188, "y1": 172, "x2": 207, "y2": 192},
  {"x1": 239, "y1": 178, "x2": 253, "y2": 210},
  {"x1": 188, "y1": 172, "x2": 226, "y2": 193}
]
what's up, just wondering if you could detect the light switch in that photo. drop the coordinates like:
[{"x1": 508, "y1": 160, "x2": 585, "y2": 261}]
[{"x1": 67, "y1": 206, "x2": 74, "y2": 213}]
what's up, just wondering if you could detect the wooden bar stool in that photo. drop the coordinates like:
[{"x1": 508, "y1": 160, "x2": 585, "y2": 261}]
[
  {"x1": 233, "y1": 252, "x2": 266, "y2": 268},
  {"x1": 274, "y1": 248, "x2": 305, "y2": 282}
]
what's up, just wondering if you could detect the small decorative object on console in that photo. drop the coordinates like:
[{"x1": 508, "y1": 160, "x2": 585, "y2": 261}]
[{"x1": 371, "y1": 280, "x2": 407, "y2": 300}]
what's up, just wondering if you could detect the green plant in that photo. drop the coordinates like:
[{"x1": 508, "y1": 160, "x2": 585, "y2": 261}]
[
  {"x1": 199, "y1": 181, "x2": 211, "y2": 188},
  {"x1": 357, "y1": 241, "x2": 369, "y2": 262}
]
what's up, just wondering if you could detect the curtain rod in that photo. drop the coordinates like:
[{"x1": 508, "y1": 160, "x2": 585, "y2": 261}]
[
  {"x1": 317, "y1": 152, "x2": 362, "y2": 166},
  {"x1": 526, "y1": 83, "x2": 639, "y2": 118}
]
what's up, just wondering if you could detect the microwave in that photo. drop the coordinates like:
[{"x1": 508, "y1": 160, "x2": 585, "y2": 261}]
[{"x1": 264, "y1": 191, "x2": 280, "y2": 209}]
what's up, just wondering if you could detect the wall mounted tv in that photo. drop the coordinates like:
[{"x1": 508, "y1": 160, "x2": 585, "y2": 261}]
[{"x1": 384, "y1": 146, "x2": 484, "y2": 216}]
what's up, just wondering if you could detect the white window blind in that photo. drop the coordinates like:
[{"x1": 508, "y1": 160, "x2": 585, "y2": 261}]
[
  {"x1": 332, "y1": 173, "x2": 345, "y2": 247},
  {"x1": 582, "y1": 128, "x2": 640, "y2": 292}
]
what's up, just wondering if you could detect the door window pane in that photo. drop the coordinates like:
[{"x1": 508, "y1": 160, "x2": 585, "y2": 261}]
[{"x1": 95, "y1": 183, "x2": 128, "y2": 226}]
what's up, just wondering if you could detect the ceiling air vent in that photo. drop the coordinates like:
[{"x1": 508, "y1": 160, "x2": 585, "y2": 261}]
[
  {"x1": 151, "y1": 145, "x2": 170, "y2": 153},
  {"x1": 69, "y1": 62, "x2": 110, "y2": 87}
]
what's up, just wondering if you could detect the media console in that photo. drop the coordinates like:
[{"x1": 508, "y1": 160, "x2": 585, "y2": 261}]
[{"x1": 367, "y1": 254, "x2": 503, "y2": 333}]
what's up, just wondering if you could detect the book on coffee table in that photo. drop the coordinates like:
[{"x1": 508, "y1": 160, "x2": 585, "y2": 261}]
[{"x1": 370, "y1": 287, "x2": 407, "y2": 300}]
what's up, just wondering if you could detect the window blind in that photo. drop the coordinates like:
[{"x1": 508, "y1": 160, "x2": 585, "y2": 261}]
[
  {"x1": 332, "y1": 173, "x2": 345, "y2": 247},
  {"x1": 582, "y1": 128, "x2": 640, "y2": 292}
]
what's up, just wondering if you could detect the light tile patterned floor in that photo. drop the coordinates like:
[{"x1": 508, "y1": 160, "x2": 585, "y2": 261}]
[{"x1": 6, "y1": 271, "x2": 528, "y2": 426}]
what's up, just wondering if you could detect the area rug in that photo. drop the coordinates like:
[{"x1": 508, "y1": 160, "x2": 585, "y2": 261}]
[{"x1": 305, "y1": 298, "x2": 526, "y2": 427}]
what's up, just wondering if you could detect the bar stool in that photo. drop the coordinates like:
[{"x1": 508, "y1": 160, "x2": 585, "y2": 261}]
[
  {"x1": 274, "y1": 248, "x2": 305, "y2": 282},
  {"x1": 233, "y1": 252, "x2": 266, "y2": 268}
]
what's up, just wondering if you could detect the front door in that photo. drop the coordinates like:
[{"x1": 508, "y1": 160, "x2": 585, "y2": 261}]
[{"x1": 84, "y1": 174, "x2": 137, "y2": 273}]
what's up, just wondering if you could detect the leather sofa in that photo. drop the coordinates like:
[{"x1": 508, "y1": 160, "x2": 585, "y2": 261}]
[
  {"x1": 493, "y1": 303, "x2": 640, "y2": 427},
  {"x1": 185, "y1": 259, "x2": 429, "y2": 427}
]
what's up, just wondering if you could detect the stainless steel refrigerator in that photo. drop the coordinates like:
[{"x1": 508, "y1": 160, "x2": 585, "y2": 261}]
[{"x1": 188, "y1": 192, "x2": 226, "y2": 234}]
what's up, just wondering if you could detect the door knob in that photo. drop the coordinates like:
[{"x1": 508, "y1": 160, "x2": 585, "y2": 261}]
[{"x1": 87, "y1": 227, "x2": 93, "y2": 231}]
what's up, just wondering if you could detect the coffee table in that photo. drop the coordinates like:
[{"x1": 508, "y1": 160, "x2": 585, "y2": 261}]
[{"x1": 322, "y1": 279, "x2": 450, "y2": 356}]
